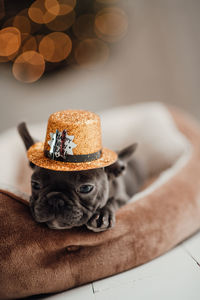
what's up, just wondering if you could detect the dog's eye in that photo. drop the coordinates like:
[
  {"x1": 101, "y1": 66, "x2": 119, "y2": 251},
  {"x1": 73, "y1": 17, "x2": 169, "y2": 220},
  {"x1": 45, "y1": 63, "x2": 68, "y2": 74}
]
[
  {"x1": 78, "y1": 184, "x2": 94, "y2": 194},
  {"x1": 31, "y1": 181, "x2": 40, "y2": 190}
]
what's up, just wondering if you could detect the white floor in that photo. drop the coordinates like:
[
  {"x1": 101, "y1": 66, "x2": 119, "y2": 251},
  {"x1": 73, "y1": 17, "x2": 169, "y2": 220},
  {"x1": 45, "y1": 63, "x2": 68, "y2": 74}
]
[{"x1": 40, "y1": 231, "x2": 200, "y2": 300}]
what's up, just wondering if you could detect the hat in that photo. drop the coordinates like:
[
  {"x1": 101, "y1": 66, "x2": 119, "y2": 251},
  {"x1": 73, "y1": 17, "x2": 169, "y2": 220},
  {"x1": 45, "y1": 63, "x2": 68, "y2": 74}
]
[{"x1": 27, "y1": 110, "x2": 117, "y2": 171}]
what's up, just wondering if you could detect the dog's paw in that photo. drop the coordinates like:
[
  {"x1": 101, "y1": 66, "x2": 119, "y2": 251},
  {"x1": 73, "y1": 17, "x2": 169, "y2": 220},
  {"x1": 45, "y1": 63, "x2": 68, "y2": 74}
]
[{"x1": 86, "y1": 207, "x2": 115, "y2": 232}]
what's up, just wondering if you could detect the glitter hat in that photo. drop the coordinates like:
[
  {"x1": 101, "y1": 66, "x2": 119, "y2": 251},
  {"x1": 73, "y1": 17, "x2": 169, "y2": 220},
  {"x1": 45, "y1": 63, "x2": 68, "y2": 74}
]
[{"x1": 27, "y1": 110, "x2": 118, "y2": 171}]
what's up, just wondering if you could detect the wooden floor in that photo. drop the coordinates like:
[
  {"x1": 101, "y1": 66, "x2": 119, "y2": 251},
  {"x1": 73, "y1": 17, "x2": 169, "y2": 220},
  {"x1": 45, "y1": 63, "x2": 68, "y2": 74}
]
[{"x1": 38, "y1": 231, "x2": 200, "y2": 300}]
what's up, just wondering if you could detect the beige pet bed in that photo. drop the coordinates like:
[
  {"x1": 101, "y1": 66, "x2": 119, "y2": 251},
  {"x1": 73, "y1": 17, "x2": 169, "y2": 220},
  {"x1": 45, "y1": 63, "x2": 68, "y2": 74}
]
[{"x1": 0, "y1": 103, "x2": 200, "y2": 299}]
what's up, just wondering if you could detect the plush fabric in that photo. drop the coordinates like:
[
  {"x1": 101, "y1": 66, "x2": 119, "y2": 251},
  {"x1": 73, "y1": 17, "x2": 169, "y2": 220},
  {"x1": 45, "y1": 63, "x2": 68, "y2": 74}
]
[
  {"x1": 0, "y1": 106, "x2": 200, "y2": 299},
  {"x1": 0, "y1": 102, "x2": 189, "y2": 196}
]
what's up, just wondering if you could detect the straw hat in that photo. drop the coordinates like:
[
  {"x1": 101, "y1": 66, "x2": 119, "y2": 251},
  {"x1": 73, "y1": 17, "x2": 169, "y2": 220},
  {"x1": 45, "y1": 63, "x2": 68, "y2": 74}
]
[{"x1": 27, "y1": 110, "x2": 117, "y2": 171}]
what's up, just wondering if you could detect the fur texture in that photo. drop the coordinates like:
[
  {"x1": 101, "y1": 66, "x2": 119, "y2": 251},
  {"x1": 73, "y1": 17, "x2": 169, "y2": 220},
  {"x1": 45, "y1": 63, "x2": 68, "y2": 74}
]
[
  {"x1": 18, "y1": 123, "x2": 142, "y2": 232},
  {"x1": 0, "y1": 107, "x2": 199, "y2": 299}
]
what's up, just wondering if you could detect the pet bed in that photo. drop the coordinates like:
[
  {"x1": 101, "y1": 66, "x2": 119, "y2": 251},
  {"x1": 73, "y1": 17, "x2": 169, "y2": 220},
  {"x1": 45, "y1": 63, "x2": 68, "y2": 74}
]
[{"x1": 0, "y1": 102, "x2": 200, "y2": 299}]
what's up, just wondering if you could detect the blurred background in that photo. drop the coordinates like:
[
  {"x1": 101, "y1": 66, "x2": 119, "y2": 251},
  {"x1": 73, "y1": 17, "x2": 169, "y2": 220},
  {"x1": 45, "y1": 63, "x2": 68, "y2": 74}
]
[{"x1": 0, "y1": 0, "x2": 200, "y2": 133}]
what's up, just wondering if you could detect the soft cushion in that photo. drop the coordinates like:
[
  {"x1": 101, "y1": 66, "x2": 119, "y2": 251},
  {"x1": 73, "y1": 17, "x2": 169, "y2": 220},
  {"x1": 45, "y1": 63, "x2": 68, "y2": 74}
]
[{"x1": 0, "y1": 104, "x2": 200, "y2": 299}]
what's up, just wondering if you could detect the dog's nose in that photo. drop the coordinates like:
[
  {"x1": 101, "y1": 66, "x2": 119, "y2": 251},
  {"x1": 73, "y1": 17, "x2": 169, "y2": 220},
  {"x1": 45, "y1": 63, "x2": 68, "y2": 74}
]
[
  {"x1": 48, "y1": 198, "x2": 65, "y2": 207},
  {"x1": 46, "y1": 192, "x2": 65, "y2": 208}
]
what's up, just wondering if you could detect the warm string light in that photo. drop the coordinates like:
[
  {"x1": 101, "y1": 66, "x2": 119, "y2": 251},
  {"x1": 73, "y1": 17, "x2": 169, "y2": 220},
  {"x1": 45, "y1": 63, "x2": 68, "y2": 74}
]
[
  {"x1": 39, "y1": 32, "x2": 72, "y2": 62},
  {"x1": 13, "y1": 15, "x2": 31, "y2": 34},
  {"x1": 17, "y1": 9, "x2": 42, "y2": 34},
  {"x1": 21, "y1": 34, "x2": 37, "y2": 53},
  {"x1": 0, "y1": 27, "x2": 21, "y2": 57},
  {"x1": 28, "y1": 0, "x2": 59, "y2": 24},
  {"x1": 94, "y1": 7, "x2": 128, "y2": 43},
  {"x1": 54, "y1": 0, "x2": 76, "y2": 15},
  {"x1": 45, "y1": 10, "x2": 75, "y2": 31},
  {"x1": 0, "y1": 0, "x2": 128, "y2": 83},
  {"x1": 12, "y1": 51, "x2": 45, "y2": 83}
]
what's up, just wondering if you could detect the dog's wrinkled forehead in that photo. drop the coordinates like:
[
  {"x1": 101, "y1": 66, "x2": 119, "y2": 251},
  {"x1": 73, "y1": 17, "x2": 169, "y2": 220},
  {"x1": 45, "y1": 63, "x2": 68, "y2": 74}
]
[{"x1": 32, "y1": 166, "x2": 104, "y2": 185}]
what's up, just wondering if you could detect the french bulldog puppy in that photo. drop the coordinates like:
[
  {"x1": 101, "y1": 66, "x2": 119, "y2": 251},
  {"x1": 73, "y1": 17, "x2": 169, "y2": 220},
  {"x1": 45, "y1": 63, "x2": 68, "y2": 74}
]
[{"x1": 18, "y1": 123, "x2": 144, "y2": 232}]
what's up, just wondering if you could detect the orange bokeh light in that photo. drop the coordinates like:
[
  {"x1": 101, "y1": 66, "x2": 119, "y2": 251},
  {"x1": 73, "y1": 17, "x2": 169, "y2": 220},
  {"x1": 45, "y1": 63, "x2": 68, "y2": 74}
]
[
  {"x1": 12, "y1": 51, "x2": 45, "y2": 83},
  {"x1": 73, "y1": 14, "x2": 95, "y2": 40},
  {"x1": 39, "y1": 32, "x2": 72, "y2": 62},
  {"x1": 0, "y1": 27, "x2": 21, "y2": 57},
  {"x1": 16, "y1": 9, "x2": 42, "y2": 34},
  {"x1": 46, "y1": 10, "x2": 75, "y2": 31},
  {"x1": 28, "y1": 0, "x2": 59, "y2": 24},
  {"x1": 94, "y1": 7, "x2": 128, "y2": 43},
  {"x1": 74, "y1": 38, "x2": 109, "y2": 69},
  {"x1": 35, "y1": 34, "x2": 44, "y2": 45},
  {"x1": 3, "y1": 14, "x2": 31, "y2": 35},
  {"x1": 22, "y1": 35, "x2": 38, "y2": 52},
  {"x1": 0, "y1": 0, "x2": 128, "y2": 82},
  {"x1": 45, "y1": 0, "x2": 60, "y2": 15},
  {"x1": 0, "y1": 52, "x2": 17, "y2": 63},
  {"x1": 13, "y1": 15, "x2": 31, "y2": 34},
  {"x1": 57, "y1": 0, "x2": 76, "y2": 15}
]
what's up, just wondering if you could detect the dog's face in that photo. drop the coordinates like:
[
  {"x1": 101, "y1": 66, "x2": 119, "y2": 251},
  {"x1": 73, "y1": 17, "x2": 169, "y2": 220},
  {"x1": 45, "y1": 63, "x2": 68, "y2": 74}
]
[
  {"x1": 30, "y1": 167, "x2": 109, "y2": 229},
  {"x1": 18, "y1": 122, "x2": 137, "y2": 230}
]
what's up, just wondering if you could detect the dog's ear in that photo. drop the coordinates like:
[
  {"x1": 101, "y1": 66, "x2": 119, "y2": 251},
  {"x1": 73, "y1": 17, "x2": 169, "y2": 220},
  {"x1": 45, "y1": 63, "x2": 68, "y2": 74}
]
[
  {"x1": 17, "y1": 122, "x2": 35, "y2": 169},
  {"x1": 105, "y1": 143, "x2": 137, "y2": 179},
  {"x1": 118, "y1": 143, "x2": 138, "y2": 162}
]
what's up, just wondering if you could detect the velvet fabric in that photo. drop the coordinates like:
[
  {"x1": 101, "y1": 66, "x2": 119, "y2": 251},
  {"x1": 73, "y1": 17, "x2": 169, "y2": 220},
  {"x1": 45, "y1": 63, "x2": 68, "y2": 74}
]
[{"x1": 0, "y1": 108, "x2": 200, "y2": 299}]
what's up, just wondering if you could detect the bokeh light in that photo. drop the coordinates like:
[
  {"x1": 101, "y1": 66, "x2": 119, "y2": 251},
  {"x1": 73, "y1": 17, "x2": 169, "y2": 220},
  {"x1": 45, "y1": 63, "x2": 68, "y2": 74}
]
[
  {"x1": 28, "y1": 0, "x2": 59, "y2": 24},
  {"x1": 13, "y1": 15, "x2": 31, "y2": 34},
  {"x1": 0, "y1": 0, "x2": 128, "y2": 82},
  {"x1": 17, "y1": 9, "x2": 42, "y2": 34},
  {"x1": 54, "y1": 0, "x2": 76, "y2": 16},
  {"x1": 2, "y1": 12, "x2": 41, "y2": 35},
  {"x1": 45, "y1": 10, "x2": 75, "y2": 31},
  {"x1": 0, "y1": 27, "x2": 21, "y2": 57},
  {"x1": 45, "y1": 0, "x2": 60, "y2": 15},
  {"x1": 39, "y1": 32, "x2": 72, "y2": 62},
  {"x1": 74, "y1": 38, "x2": 109, "y2": 69},
  {"x1": 95, "y1": 7, "x2": 128, "y2": 42},
  {"x1": 0, "y1": 52, "x2": 17, "y2": 63},
  {"x1": 73, "y1": 14, "x2": 95, "y2": 40},
  {"x1": 12, "y1": 51, "x2": 45, "y2": 83},
  {"x1": 22, "y1": 34, "x2": 38, "y2": 52},
  {"x1": 35, "y1": 34, "x2": 44, "y2": 45}
]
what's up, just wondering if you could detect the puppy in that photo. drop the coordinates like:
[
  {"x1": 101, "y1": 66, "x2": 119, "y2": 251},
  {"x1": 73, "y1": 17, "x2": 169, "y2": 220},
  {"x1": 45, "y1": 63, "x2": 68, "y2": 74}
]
[{"x1": 18, "y1": 123, "x2": 144, "y2": 232}]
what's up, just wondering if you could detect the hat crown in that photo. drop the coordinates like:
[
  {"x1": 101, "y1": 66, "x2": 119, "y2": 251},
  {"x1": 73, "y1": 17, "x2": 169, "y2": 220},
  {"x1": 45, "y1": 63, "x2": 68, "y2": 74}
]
[{"x1": 44, "y1": 110, "x2": 102, "y2": 156}]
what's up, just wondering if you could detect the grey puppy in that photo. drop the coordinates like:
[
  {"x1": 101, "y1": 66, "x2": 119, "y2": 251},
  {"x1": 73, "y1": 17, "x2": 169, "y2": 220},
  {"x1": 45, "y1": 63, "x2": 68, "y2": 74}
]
[{"x1": 18, "y1": 123, "x2": 144, "y2": 232}]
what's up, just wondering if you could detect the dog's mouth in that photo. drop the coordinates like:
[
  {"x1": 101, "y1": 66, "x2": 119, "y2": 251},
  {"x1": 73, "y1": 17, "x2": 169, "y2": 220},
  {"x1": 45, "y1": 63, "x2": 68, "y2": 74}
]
[
  {"x1": 32, "y1": 209, "x2": 89, "y2": 229},
  {"x1": 32, "y1": 207, "x2": 89, "y2": 229},
  {"x1": 30, "y1": 202, "x2": 92, "y2": 230},
  {"x1": 46, "y1": 220, "x2": 74, "y2": 230},
  {"x1": 30, "y1": 192, "x2": 95, "y2": 229},
  {"x1": 46, "y1": 213, "x2": 91, "y2": 229}
]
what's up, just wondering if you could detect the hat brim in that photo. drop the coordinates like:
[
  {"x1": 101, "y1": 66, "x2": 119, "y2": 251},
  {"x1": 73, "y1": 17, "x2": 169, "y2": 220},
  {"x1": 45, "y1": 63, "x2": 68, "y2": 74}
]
[{"x1": 27, "y1": 142, "x2": 118, "y2": 171}]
